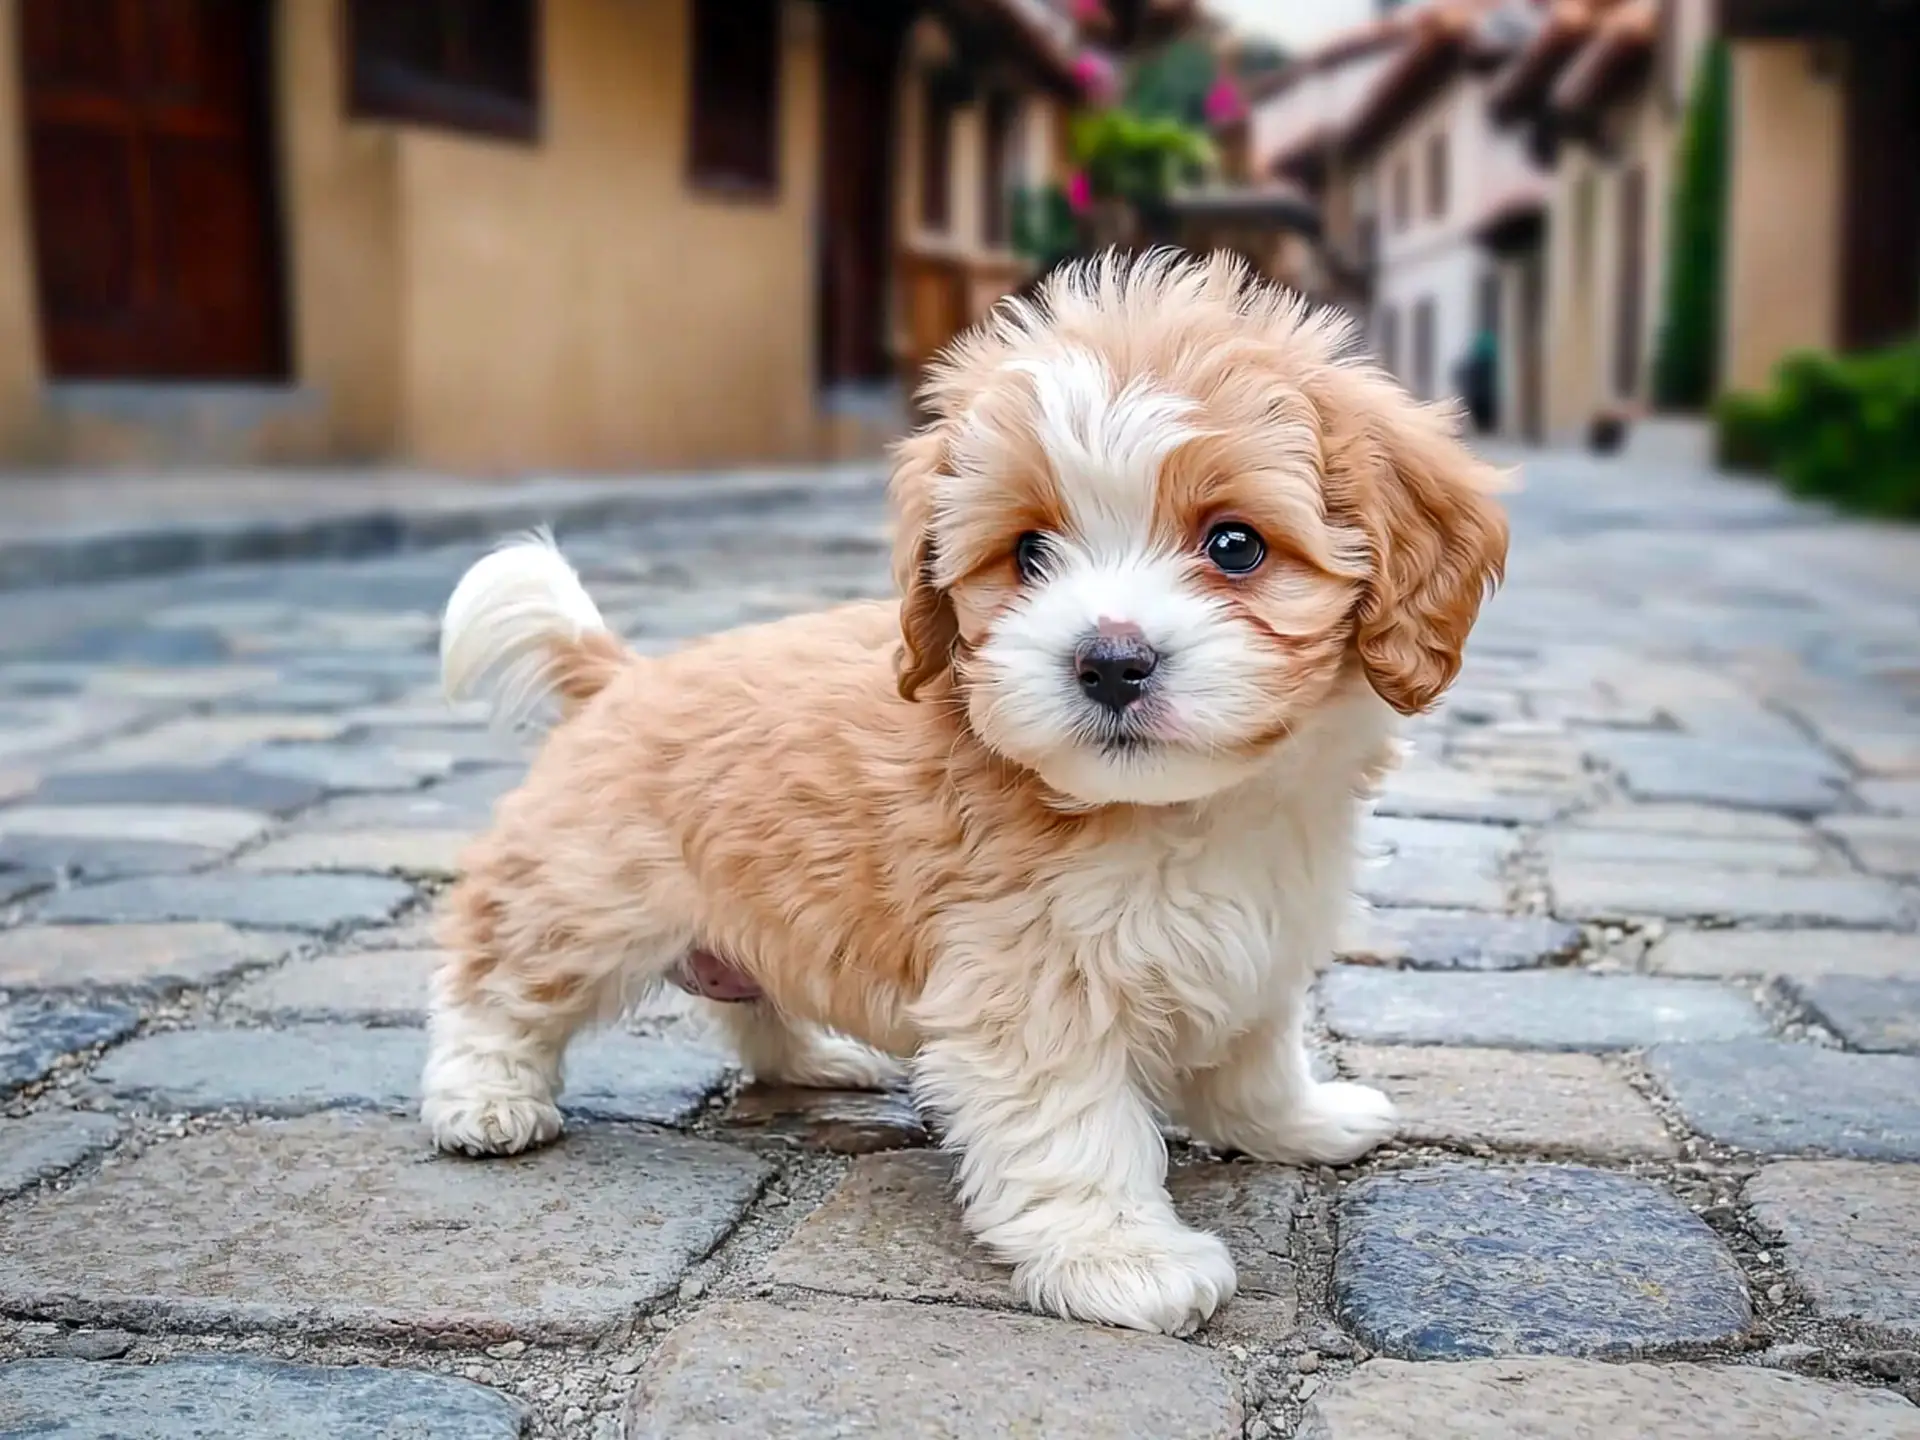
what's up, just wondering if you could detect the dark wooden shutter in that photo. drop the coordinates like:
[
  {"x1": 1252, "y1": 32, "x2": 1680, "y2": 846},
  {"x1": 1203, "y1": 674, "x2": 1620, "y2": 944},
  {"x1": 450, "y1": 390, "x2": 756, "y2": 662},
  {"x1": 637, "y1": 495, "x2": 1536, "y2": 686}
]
[
  {"x1": 347, "y1": 0, "x2": 540, "y2": 141},
  {"x1": 687, "y1": 0, "x2": 780, "y2": 192},
  {"x1": 1838, "y1": 29, "x2": 1920, "y2": 352}
]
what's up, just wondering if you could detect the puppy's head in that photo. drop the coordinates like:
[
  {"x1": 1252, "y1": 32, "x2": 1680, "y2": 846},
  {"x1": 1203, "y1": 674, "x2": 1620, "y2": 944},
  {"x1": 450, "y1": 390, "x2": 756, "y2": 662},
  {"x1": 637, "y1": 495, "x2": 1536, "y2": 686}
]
[{"x1": 891, "y1": 251, "x2": 1508, "y2": 808}]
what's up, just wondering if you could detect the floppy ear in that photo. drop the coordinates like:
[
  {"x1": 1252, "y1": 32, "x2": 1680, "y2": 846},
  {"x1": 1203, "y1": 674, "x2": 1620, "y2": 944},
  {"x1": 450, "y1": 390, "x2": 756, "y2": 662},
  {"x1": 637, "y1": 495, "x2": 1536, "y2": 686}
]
[
  {"x1": 888, "y1": 427, "x2": 961, "y2": 702},
  {"x1": 1326, "y1": 377, "x2": 1510, "y2": 715}
]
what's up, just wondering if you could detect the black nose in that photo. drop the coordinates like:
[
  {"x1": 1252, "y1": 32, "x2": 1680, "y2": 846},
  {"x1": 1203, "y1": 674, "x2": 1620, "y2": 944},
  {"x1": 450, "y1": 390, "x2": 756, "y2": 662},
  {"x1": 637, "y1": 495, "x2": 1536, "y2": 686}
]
[{"x1": 1074, "y1": 632, "x2": 1159, "y2": 712}]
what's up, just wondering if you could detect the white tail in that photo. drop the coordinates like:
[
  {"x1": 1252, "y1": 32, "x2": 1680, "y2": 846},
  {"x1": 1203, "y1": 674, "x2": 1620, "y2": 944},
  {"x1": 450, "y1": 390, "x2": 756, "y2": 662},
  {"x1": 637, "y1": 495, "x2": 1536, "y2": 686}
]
[{"x1": 441, "y1": 530, "x2": 608, "y2": 732}]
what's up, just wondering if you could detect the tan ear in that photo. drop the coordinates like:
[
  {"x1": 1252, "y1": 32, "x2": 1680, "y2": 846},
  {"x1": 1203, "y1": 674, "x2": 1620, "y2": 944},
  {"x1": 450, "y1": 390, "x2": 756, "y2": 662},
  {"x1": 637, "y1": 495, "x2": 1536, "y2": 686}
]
[
  {"x1": 888, "y1": 427, "x2": 960, "y2": 701},
  {"x1": 1331, "y1": 383, "x2": 1510, "y2": 715}
]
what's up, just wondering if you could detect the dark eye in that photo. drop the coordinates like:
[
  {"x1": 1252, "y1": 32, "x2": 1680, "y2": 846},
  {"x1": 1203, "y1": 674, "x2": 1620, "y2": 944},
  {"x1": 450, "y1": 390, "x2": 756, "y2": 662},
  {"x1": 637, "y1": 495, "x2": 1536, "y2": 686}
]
[
  {"x1": 1204, "y1": 522, "x2": 1267, "y2": 575},
  {"x1": 1014, "y1": 531, "x2": 1051, "y2": 583}
]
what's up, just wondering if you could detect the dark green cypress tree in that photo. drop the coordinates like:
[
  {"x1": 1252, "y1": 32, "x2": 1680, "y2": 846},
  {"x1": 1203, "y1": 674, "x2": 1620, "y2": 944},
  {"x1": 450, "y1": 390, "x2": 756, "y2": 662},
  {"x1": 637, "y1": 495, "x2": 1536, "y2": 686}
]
[{"x1": 1651, "y1": 41, "x2": 1730, "y2": 411}]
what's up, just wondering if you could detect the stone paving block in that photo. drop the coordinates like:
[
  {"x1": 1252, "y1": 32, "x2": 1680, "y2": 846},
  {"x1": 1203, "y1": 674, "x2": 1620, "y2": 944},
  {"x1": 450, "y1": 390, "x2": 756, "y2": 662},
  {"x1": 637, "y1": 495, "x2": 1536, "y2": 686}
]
[
  {"x1": 94, "y1": 1023, "x2": 731, "y2": 1125},
  {"x1": 224, "y1": 947, "x2": 442, "y2": 1024},
  {"x1": 237, "y1": 829, "x2": 471, "y2": 877},
  {"x1": 0, "y1": 1356, "x2": 528, "y2": 1440},
  {"x1": 1339, "y1": 1046, "x2": 1677, "y2": 1159},
  {"x1": 1541, "y1": 826, "x2": 1828, "y2": 874},
  {"x1": 1337, "y1": 907, "x2": 1582, "y2": 970},
  {"x1": 0, "y1": 1113, "x2": 768, "y2": 1342},
  {"x1": 0, "y1": 923, "x2": 299, "y2": 990},
  {"x1": 1319, "y1": 968, "x2": 1768, "y2": 1051},
  {"x1": 1565, "y1": 802, "x2": 1815, "y2": 841},
  {"x1": 240, "y1": 739, "x2": 455, "y2": 791},
  {"x1": 0, "y1": 833, "x2": 224, "y2": 883},
  {"x1": 1371, "y1": 768, "x2": 1566, "y2": 826},
  {"x1": 1332, "y1": 1164, "x2": 1751, "y2": 1359},
  {"x1": 301, "y1": 770, "x2": 515, "y2": 833},
  {"x1": 1862, "y1": 779, "x2": 1920, "y2": 817},
  {"x1": 1298, "y1": 1357, "x2": 1920, "y2": 1440},
  {"x1": 1648, "y1": 1040, "x2": 1920, "y2": 1159},
  {"x1": 1747, "y1": 1161, "x2": 1920, "y2": 1338},
  {"x1": 1787, "y1": 974, "x2": 1920, "y2": 1053},
  {"x1": 724, "y1": 1083, "x2": 931, "y2": 1154},
  {"x1": 0, "y1": 1111, "x2": 122, "y2": 1197},
  {"x1": 626, "y1": 1299, "x2": 1241, "y2": 1440},
  {"x1": 1583, "y1": 732, "x2": 1847, "y2": 814},
  {"x1": 34, "y1": 871, "x2": 415, "y2": 932},
  {"x1": 1357, "y1": 818, "x2": 1517, "y2": 910},
  {"x1": 0, "y1": 804, "x2": 269, "y2": 849},
  {"x1": 29, "y1": 764, "x2": 329, "y2": 816},
  {"x1": 1824, "y1": 815, "x2": 1920, "y2": 879},
  {"x1": 0, "y1": 995, "x2": 140, "y2": 1092},
  {"x1": 1648, "y1": 929, "x2": 1920, "y2": 980},
  {"x1": 1548, "y1": 861, "x2": 1908, "y2": 926},
  {"x1": 762, "y1": 1150, "x2": 1299, "y2": 1340},
  {"x1": 63, "y1": 714, "x2": 348, "y2": 771}
]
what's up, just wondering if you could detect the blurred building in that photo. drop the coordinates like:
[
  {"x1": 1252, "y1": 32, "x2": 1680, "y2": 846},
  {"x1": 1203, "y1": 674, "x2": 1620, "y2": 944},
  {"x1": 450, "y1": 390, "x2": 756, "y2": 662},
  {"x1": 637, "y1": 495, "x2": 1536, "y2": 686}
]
[
  {"x1": 0, "y1": 0, "x2": 1187, "y2": 474},
  {"x1": 1715, "y1": 0, "x2": 1918, "y2": 392}
]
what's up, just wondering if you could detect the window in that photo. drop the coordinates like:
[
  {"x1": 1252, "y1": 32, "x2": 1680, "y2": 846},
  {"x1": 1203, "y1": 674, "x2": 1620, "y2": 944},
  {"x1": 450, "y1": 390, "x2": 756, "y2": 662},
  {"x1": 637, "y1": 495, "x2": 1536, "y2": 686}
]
[
  {"x1": 1425, "y1": 132, "x2": 1449, "y2": 220},
  {"x1": 347, "y1": 0, "x2": 540, "y2": 141},
  {"x1": 1390, "y1": 160, "x2": 1411, "y2": 232},
  {"x1": 981, "y1": 92, "x2": 1021, "y2": 250},
  {"x1": 687, "y1": 0, "x2": 781, "y2": 193},
  {"x1": 920, "y1": 76, "x2": 956, "y2": 232},
  {"x1": 1378, "y1": 306, "x2": 1399, "y2": 376},
  {"x1": 1411, "y1": 296, "x2": 1435, "y2": 399}
]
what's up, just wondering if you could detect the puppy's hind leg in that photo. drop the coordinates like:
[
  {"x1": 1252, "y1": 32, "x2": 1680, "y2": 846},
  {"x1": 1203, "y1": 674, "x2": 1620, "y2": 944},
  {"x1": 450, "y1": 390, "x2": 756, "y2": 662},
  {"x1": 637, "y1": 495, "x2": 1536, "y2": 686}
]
[
  {"x1": 707, "y1": 1000, "x2": 903, "y2": 1090},
  {"x1": 422, "y1": 872, "x2": 689, "y2": 1157}
]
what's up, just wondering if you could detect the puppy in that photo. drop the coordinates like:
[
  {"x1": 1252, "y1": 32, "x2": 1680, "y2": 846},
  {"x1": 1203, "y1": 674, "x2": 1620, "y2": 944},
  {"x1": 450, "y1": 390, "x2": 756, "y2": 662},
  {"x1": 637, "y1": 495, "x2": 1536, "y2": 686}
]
[{"x1": 422, "y1": 251, "x2": 1508, "y2": 1337}]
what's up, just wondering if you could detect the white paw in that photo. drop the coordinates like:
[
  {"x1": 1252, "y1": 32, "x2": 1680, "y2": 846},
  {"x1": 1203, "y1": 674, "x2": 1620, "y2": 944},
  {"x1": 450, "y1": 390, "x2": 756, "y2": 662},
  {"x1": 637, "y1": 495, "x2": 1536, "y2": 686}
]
[
  {"x1": 423, "y1": 1092, "x2": 564, "y2": 1156},
  {"x1": 1014, "y1": 1220, "x2": 1238, "y2": 1337},
  {"x1": 1260, "y1": 1080, "x2": 1398, "y2": 1166},
  {"x1": 773, "y1": 1031, "x2": 906, "y2": 1091}
]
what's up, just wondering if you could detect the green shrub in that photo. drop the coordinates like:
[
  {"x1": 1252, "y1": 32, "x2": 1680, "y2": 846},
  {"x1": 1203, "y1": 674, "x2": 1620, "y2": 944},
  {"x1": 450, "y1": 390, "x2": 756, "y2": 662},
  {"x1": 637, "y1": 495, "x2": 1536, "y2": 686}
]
[
  {"x1": 1651, "y1": 42, "x2": 1730, "y2": 412},
  {"x1": 1716, "y1": 339, "x2": 1920, "y2": 517}
]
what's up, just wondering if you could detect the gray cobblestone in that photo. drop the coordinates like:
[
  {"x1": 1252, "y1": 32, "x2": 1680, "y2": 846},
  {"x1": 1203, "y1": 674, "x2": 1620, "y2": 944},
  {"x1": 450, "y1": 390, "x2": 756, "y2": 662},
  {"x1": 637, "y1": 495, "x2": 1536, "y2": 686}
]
[
  {"x1": 1300, "y1": 1358, "x2": 1920, "y2": 1439},
  {"x1": 1320, "y1": 968, "x2": 1769, "y2": 1051},
  {"x1": 33, "y1": 871, "x2": 416, "y2": 932},
  {"x1": 1747, "y1": 1162, "x2": 1920, "y2": 1338},
  {"x1": 0, "y1": 1114, "x2": 769, "y2": 1341},
  {"x1": 1649, "y1": 1041, "x2": 1920, "y2": 1159},
  {"x1": 627, "y1": 1300, "x2": 1241, "y2": 1439},
  {"x1": 1333, "y1": 1164, "x2": 1751, "y2": 1359},
  {"x1": 0, "y1": 1111, "x2": 122, "y2": 1197},
  {"x1": 0, "y1": 1357, "x2": 528, "y2": 1439},
  {"x1": 93, "y1": 1023, "x2": 730, "y2": 1125}
]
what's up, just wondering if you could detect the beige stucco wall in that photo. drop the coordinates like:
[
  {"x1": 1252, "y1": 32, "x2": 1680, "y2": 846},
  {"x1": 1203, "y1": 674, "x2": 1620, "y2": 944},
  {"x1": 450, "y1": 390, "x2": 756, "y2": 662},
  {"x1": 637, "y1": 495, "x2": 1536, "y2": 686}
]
[
  {"x1": 1722, "y1": 39, "x2": 1843, "y2": 393},
  {"x1": 0, "y1": 0, "x2": 43, "y2": 454},
  {"x1": 279, "y1": 0, "x2": 403, "y2": 459},
  {"x1": 393, "y1": 0, "x2": 822, "y2": 472}
]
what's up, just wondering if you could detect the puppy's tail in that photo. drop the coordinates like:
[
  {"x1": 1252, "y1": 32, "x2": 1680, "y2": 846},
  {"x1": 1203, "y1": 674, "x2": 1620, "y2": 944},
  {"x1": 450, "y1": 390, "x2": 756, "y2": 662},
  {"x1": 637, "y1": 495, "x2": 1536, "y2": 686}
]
[{"x1": 441, "y1": 530, "x2": 628, "y2": 732}]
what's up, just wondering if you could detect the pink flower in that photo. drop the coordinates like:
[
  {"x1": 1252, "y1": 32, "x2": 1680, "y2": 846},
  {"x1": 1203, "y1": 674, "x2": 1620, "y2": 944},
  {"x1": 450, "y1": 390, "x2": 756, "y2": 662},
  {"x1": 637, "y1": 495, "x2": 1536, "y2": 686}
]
[
  {"x1": 1070, "y1": 0, "x2": 1108, "y2": 22},
  {"x1": 1066, "y1": 170, "x2": 1094, "y2": 214},
  {"x1": 1204, "y1": 76, "x2": 1245, "y2": 126},
  {"x1": 1072, "y1": 50, "x2": 1119, "y2": 104}
]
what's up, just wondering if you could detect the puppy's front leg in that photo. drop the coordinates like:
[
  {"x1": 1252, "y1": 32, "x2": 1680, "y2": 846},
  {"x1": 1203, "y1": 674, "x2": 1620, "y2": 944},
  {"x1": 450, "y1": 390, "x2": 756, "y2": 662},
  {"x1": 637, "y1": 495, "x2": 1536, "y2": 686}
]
[
  {"x1": 914, "y1": 972, "x2": 1237, "y2": 1337},
  {"x1": 1178, "y1": 998, "x2": 1396, "y2": 1166}
]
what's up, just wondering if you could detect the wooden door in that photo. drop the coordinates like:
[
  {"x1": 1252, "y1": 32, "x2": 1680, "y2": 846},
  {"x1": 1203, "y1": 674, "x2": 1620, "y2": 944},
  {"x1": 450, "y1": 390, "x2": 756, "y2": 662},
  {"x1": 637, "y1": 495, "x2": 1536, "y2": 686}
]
[
  {"x1": 19, "y1": 0, "x2": 287, "y2": 380},
  {"x1": 817, "y1": 0, "x2": 907, "y2": 387},
  {"x1": 1839, "y1": 27, "x2": 1920, "y2": 354}
]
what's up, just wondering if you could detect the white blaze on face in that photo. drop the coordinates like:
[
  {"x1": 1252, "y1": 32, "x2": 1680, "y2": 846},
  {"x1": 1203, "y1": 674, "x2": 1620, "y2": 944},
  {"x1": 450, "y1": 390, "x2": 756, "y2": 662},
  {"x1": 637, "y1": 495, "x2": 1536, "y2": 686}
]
[{"x1": 965, "y1": 351, "x2": 1274, "y2": 807}]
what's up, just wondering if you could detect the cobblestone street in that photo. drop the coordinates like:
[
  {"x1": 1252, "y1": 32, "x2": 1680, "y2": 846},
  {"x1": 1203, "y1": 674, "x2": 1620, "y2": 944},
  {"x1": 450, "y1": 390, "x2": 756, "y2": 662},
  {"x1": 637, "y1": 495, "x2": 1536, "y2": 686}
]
[{"x1": 2, "y1": 451, "x2": 1920, "y2": 1438}]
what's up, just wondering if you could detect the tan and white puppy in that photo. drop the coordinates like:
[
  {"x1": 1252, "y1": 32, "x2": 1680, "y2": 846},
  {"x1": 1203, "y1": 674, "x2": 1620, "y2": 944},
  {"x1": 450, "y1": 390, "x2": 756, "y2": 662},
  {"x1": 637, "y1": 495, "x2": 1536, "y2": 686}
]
[{"x1": 423, "y1": 251, "x2": 1508, "y2": 1337}]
